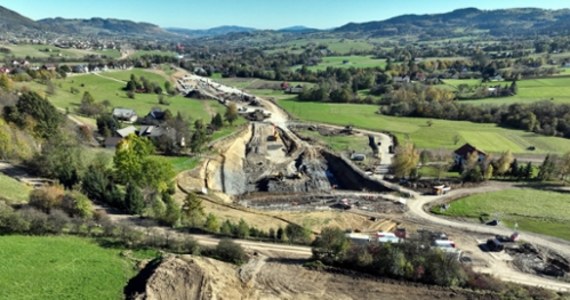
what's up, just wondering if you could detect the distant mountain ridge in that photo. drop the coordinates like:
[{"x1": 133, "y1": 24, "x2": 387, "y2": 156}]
[
  {"x1": 0, "y1": 5, "x2": 41, "y2": 33},
  {"x1": 167, "y1": 26, "x2": 258, "y2": 38},
  {"x1": 0, "y1": 5, "x2": 174, "y2": 39},
  {"x1": 3, "y1": 5, "x2": 570, "y2": 41},
  {"x1": 38, "y1": 17, "x2": 167, "y2": 36},
  {"x1": 334, "y1": 7, "x2": 570, "y2": 38},
  {"x1": 278, "y1": 25, "x2": 319, "y2": 33}
]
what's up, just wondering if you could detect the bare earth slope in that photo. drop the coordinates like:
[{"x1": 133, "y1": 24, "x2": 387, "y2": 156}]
[{"x1": 126, "y1": 255, "x2": 498, "y2": 300}]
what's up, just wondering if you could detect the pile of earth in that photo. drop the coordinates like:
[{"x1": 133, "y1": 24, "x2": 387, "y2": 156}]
[
  {"x1": 125, "y1": 255, "x2": 503, "y2": 300},
  {"x1": 507, "y1": 243, "x2": 570, "y2": 280}
]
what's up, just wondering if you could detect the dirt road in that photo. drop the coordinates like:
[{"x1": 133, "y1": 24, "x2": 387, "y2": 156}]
[{"x1": 406, "y1": 181, "x2": 570, "y2": 292}]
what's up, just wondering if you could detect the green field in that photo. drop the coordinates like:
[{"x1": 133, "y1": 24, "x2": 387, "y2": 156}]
[
  {"x1": 294, "y1": 55, "x2": 387, "y2": 71},
  {"x1": 278, "y1": 98, "x2": 570, "y2": 154},
  {"x1": 444, "y1": 77, "x2": 570, "y2": 105},
  {"x1": 130, "y1": 50, "x2": 178, "y2": 58},
  {"x1": 436, "y1": 189, "x2": 570, "y2": 241},
  {"x1": 0, "y1": 44, "x2": 120, "y2": 59},
  {"x1": 157, "y1": 156, "x2": 201, "y2": 173},
  {"x1": 16, "y1": 70, "x2": 225, "y2": 122},
  {"x1": 0, "y1": 235, "x2": 155, "y2": 299},
  {"x1": 103, "y1": 69, "x2": 168, "y2": 84},
  {"x1": 0, "y1": 173, "x2": 31, "y2": 203},
  {"x1": 296, "y1": 129, "x2": 371, "y2": 153},
  {"x1": 272, "y1": 38, "x2": 375, "y2": 55}
]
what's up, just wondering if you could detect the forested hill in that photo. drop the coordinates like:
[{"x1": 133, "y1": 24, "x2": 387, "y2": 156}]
[
  {"x1": 0, "y1": 5, "x2": 41, "y2": 33},
  {"x1": 4, "y1": 5, "x2": 570, "y2": 41},
  {"x1": 335, "y1": 8, "x2": 570, "y2": 38},
  {"x1": 37, "y1": 17, "x2": 168, "y2": 37},
  {"x1": 0, "y1": 5, "x2": 175, "y2": 39}
]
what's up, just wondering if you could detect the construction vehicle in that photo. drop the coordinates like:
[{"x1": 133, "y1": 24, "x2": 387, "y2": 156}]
[{"x1": 267, "y1": 124, "x2": 279, "y2": 141}]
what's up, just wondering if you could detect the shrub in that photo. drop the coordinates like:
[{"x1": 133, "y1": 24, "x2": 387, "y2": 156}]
[
  {"x1": 214, "y1": 238, "x2": 247, "y2": 265},
  {"x1": 62, "y1": 191, "x2": 94, "y2": 219},
  {"x1": 19, "y1": 208, "x2": 50, "y2": 235},
  {"x1": 29, "y1": 185, "x2": 65, "y2": 213}
]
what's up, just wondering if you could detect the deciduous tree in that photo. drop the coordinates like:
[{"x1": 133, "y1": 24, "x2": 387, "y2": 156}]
[
  {"x1": 182, "y1": 192, "x2": 205, "y2": 227},
  {"x1": 224, "y1": 103, "x2": 238, "y2": 125},
  {"x1": 391, "y1": 142, "x2": 420, "y2": 178}
]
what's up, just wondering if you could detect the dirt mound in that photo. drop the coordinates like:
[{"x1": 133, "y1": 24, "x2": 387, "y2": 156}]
[
  {"x1": 125, "y1": 255, "x2": 245, "y2": 300},
  {"x1": 126, "y1": 255, "x2": 497, "y2": 300}
]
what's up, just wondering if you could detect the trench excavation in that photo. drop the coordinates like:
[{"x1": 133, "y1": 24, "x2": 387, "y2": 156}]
[{"x1": 220, "y1": 122, "x2": 393, "y2": 197}]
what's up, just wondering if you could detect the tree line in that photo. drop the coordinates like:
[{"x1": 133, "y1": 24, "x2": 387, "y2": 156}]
[{"x1": 381, "y1": 84, "x2": 570, "y2": 139}]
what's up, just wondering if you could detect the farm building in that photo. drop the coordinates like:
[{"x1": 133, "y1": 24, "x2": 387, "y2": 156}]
[{"x1": 453, "y1": 143, "x2": 487, "y2": 166}]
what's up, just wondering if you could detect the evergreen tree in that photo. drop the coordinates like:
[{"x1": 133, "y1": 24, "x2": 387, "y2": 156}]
[
  {"x1": 236, "y1": 218, "x2": 249, "y2": 238},
  {"x1": 220, "y1": 220, "x2": 233, "y2": 236},
  {"x1": 182, "y1": 192, "x2": 205, "y2": 227},
  {"x1": 124, "y1": 182, "x2": 144, "y2": 215},
  {"x1": 524, "y1": 162, "x2": 533, "y2": 180},
  {"x1": 162, "y1": 193, "x2": 181, "y2": 227},
  {"x1": 204, "y1": 213, "x2": 219, "y2": 232},
  {"x1": 210, "y1": 113, "x2": 224, "y2": 130},
  {"x1": 538, "y1": 154, "x2": 557, "y2": 181},
  {"x1": 509, "y1": 159, "x2": 519, "y2": 179}
]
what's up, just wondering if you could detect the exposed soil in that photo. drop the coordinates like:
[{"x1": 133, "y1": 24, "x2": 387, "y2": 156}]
[
  {"x1": 126, "y1": 255, "x2": 499, "y2": 300},
  {"x1": 507, "y1": 243, "x2": 570, "y2": 281}
]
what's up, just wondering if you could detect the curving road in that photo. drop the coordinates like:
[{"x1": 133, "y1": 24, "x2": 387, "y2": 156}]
[
  {"x1": 406, "y1": 182, "x2": 570, "y2": 292},
  {"x1": 171, "y1": 68, "x2": 570, "y2": 291}
]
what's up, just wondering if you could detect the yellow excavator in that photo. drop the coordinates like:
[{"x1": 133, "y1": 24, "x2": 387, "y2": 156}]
[{"x1": 268, "y1": 124, "x2": 279, "y2": 142}]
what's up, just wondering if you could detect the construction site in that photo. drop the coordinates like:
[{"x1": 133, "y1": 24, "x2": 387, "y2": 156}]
[{"x1": 168, "y1": 70, "x2": 570, "y2": 295}]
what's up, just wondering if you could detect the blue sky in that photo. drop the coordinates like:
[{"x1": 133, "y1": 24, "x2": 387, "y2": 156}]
[{"x1": 1, "y1": 0, "x2": 568, "y2": 29}]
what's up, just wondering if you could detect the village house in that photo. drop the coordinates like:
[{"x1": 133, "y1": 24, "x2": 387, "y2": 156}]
[
  {"x1": 453, "y1": 143, "x2": 487, "y2": 166},
  {"x1": 139, "y1": 125, "x2": 186, "y2": 147},
  {"x1": 116, "y1": 126, "x2": 138, "y2": 138},
  {"x1": 140, "y1": 108, "x2": 169, "y2": 125},
  {"x1": 112, "y1": 108, "x2": 138, "y2": 123},
  {"x1": 392, "y1": 75, "x2": 411, "y2": 84},
  {"x1": 285, "y1": 84, "x2": 304, "y2": 94}
]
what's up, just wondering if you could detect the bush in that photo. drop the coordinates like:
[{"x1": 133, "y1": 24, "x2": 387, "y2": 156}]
[
  {"x1": 29, "y1": 185, "x2": 65, "y2": 213},
  {"x1": 47, "y1": 209, "x2": 70, "y2": 234},
  {"x1": 0, "y1": 203, "x2": 29, "y2": 233},
  {"x1": 62, "y1": 191, "x2": 94, "y2": 219},
  {"x1": 303, "y1": 260, "x2": 326, "y2": 271},
  {"x1": 285, "y1": 223, "x2": 311, "y2": 244},
  {"x1": 19, "y1": 208, "x2": 50, "y2": 235},
  {"x1": 214, "y1": 238, "x2": 247, "y2": 265},
  {"x1": 166, "y1": 236, "x2": 200, "y2": 254}
]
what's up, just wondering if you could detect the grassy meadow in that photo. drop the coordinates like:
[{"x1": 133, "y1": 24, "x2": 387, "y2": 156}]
[
  {"x1": 434, "y1": 189, "x2": 570, "y2": 241},
  {"x1": 293, "y1": 55, "x2": 387, "y2": 71},
  {"x1": 444, "y1": 76, "x2": 570, "y2": 105},
  {"x1": 278, "y1": 98, "x2": 570, "y2": 154},
  {"x1": 0, "y1": 235, "x2": 156, "y2": 299},
  {"x1": 272, "y1": 38, "x2": 376, "y2": 55},
  {"x1": 17, "y1": 69, "x2": 226, "y2": 122},
  {"x1": 0, "y1": 44, "x2": 120, "y2": 59},
  {"x1": 0, "y1": 173, "x2": 32, "y2": 203}
]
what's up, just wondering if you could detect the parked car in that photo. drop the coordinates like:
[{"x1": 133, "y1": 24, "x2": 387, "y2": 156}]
[
  {"x1": 486, "y1": 219, "x2": 500, "y2": 226},
  {"x1": 486, "y1": 238, "x2": 504, "y2": 252}
]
